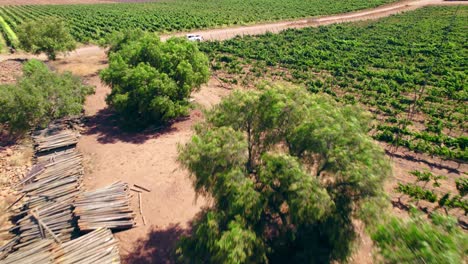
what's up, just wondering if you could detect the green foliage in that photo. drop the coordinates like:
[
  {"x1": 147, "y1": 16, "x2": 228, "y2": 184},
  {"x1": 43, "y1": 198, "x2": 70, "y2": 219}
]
[
  {"x1": 410, "y1": 170, "x2": 445, "y2": 187},
  {"x1": 177, "y1": 82, "x2": 391, "y2": 263},
  {"x1": 0, "y1": 59, "x2": 93, "y2": 135},
  {"x1": 201, "y1": 6, "x2": 468, "y2": 161},
  {"x1": 397, "y1": 170, "x2": 467, "y2": 215},
  {"x1": 16, "y1": 17, "x2": 76, "y2": 60},
  {"x1": 0, "y1": 0, "x2": 396, "y2": 43},
  {"x1": 456, "y1": 177, "x2": 468, "y2": 196},
  {"x1": 0, "y1": 14, "x2": 18, "y2": 48},
  {"x1": 372, "y1": 212, "x2": 468, "y2": 264},
  {"x1": 396, "y1": 183, "x2": 438, "y2": 203},
  {"x1": 100, "y1": 30, "x2": 209, "y2": 128},
  {"x1": 438, "y1": 194, "x2": 468, "y2": 215}
]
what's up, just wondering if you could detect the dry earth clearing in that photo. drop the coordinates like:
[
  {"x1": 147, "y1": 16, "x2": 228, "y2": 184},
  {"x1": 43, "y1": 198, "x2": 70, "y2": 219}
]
[
  {"x1": 47, "y1": 48, "x2": 229, "y2": 263},
  {"x1": 0, "y1": 0, "x2": 467, "y2": 263}
]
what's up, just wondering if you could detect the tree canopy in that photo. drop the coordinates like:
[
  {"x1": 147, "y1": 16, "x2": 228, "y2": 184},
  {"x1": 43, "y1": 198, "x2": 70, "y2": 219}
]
[
  {"x1": 17, "y1": 17, "x2": 76, "y2": 60},
  {"x1": 177, "y1": 82, "x2": 391, "y2": 263},
  {"x1": 100, "y1": 30, "x2": 210, "y2": 128},
  {"x1": 0, "y1": 59, "x2": 93, "y2": 136}
]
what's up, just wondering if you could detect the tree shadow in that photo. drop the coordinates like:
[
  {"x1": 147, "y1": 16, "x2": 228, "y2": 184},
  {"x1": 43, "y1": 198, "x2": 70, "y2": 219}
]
[
  {"x1": 122, "y1": 223, "x2": 189, "y2": 264},
  {"x1": 391, "y1": 199, "x2": 412, "y2": 212},
  {"x1": 83, "y1": 108, "x2": 179, "y2": 145},
  {"x1": 121, "y1": 208, "x2": 211, "y2": 264},
  {"x1": 0, "y1": 127, "x2": 27, "y2": 147},
  {"x1": 385, "y1": 149, "x2": 462, "y2": 174},
  {"x1": 0, "y1": 134, "x2": 17, "y2": 148}
]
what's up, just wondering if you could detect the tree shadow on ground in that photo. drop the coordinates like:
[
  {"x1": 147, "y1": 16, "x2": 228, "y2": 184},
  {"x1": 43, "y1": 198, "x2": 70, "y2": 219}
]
[
  {"x1": 83, "y1": 108, "x2": 179, "y2": 145},
  {"x1": 384, "y1": 149, "x2": 462, "y2": 174},
  {"x1": 0, "y1": 128, "x2": 27, "y2": 147},
  {"x1": 391, "y1": 199, "x2": 412, "y2": 212},
  {"x1": 122, "y1": 223, "x2": 189, "y2": 264}
]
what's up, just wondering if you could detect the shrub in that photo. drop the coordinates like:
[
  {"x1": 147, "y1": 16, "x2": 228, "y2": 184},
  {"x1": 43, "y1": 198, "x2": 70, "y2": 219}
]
[
  {"x1": 100, "y1": 30, "x2": 210, "y2": 128},
  {"x1": 0, "y1": 59, "x2": 93, "y2": 136},
  {"x1": 17, "y1": 17, "x2": 76, "y2": 60}
]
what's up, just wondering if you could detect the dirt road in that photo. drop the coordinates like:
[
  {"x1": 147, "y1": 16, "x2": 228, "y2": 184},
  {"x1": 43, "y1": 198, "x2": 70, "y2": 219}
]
[{"x1": 161, "y1": 0, "x2": 467, "y2": 41}]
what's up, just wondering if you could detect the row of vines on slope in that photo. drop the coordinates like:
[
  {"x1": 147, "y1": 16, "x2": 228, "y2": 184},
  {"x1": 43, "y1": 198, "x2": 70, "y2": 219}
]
[
  {"x1": 397, "y1": 170, "x2": 467, "y2": 215},
  {"x1": 200, "y1": 6, "x2": 468, "y2": 162},
  {"x1": 0, "y1": 0, "x2": 399, "y2": 43}
]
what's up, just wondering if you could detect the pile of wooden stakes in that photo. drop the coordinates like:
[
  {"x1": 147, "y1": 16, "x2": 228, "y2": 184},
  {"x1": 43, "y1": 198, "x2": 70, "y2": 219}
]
[
  {"x1": 14, "y1": 201, "x2": 73, "y2": 249},
  {"x1": 131, "y1": 184, "x2": 151, "y2": 226},
  {"x1": 0, "y1": 239, "x2": 54, "y2": 264},
  {"x1": 0, "y1": 228, "x2": 120, "y2": 264},
  {"x1": 0, "y1": 123, "x2": 133, "y2": 263},
  {"x1": 10, "y1": 135, "x2": 83, "y2": 250},
  {"x1": 32, "y1": 127, "x2": 79, "y2": 153},
  {"x1": 74, "y1": 182, "x2": 136, "y2": 231},
  {"x1": 53, "y1": 228, "x2": 120, "y2": 264}
]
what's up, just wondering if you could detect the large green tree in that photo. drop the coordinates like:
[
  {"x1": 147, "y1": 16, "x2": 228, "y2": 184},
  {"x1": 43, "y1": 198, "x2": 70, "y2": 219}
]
[
  {"x1": 17, "y1": 17, "x2": 76, "y2": 60},
  {"x1": 177, "y1": 82, "x2": 391, "y2": 263},
  {"x1": 100, "y1": 30, "x2": 210, "y2": 128},
  {"x1": 0, "y1": 59, "x2": 93, "y2": 136}
]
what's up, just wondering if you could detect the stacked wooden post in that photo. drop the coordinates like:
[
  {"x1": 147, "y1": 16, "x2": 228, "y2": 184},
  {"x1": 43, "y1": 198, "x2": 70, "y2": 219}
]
[
  {"x1": 74, "y1": 182, "x2": 136, "y2": 231},
  {"x1": 10, "y1": 128, "x2": 82, "y2": 251},
  {"x1": 0, "y1": 239, "x2": 54, "y2": 264},
  {"x1": 32, "y1": 127, "x2": 79, "y2": 153},
  {"x1": 52, "y1": 228, "x2": 120, "y2": 264},
  {"x1": 0, "y1": 228, "x2": 120, "y2": 264},
  {"x1": 1, "y1": 122, "x2": 133, "y2": 263}
]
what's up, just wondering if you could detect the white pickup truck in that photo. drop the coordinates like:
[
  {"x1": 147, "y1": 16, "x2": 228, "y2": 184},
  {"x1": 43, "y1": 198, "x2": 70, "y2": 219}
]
[{"x1": 186, "y1": 34, "x2": 203, "y2": 42}]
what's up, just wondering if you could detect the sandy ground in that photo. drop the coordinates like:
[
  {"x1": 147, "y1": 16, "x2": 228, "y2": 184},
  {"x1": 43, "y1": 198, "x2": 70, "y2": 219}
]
[
  {"x1": 78, "y1": 76, "x2": 229, "y2": 263},
  {"x1": 0, "y1": 60, "x2": 22, "y2": 84},
  {"x1": 1, "y1": 0, "x2": 467, "y2": 262},
  {"x1": 45, "y1": 46, "x2": 230, "y2": 262}
]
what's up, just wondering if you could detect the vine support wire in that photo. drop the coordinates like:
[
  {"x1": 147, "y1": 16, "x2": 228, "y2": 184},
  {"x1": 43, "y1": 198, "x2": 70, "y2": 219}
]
[{"x1": 391, "y1": 5, "x2": 461, "y2": 156}]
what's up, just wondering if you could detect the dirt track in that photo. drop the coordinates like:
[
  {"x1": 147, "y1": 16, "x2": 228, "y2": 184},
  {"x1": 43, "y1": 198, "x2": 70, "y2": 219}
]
[
  {"x1": 161, "y1": 0, "x2": 467, "y2": 41},
  {"x1": 1, "y1": 0, "x2": 467, "y2": 263}
]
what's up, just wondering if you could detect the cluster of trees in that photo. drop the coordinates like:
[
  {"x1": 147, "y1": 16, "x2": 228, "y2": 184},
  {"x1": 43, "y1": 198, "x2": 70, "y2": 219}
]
[
  {"x1": 17, "y1": 17, "x2": 76, "y2": 60},
  {"x1": 1, "y1": 6, "x2": 465, "y2": 263},
  {"x1": 177, "y1": 82, "x2": 391, "y2": 263},
  {"x1": 100, "y1": 30, "x2": 210, "y2": 128},
  {"x1": 0, "y1": 59, "x2": 93, "y2": 136}
]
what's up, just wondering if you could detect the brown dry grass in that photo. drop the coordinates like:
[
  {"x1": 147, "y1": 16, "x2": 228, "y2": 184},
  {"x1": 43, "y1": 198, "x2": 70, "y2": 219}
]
[{"x1": 0, "y1": 140, "x2": 33, "y2": 249}]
